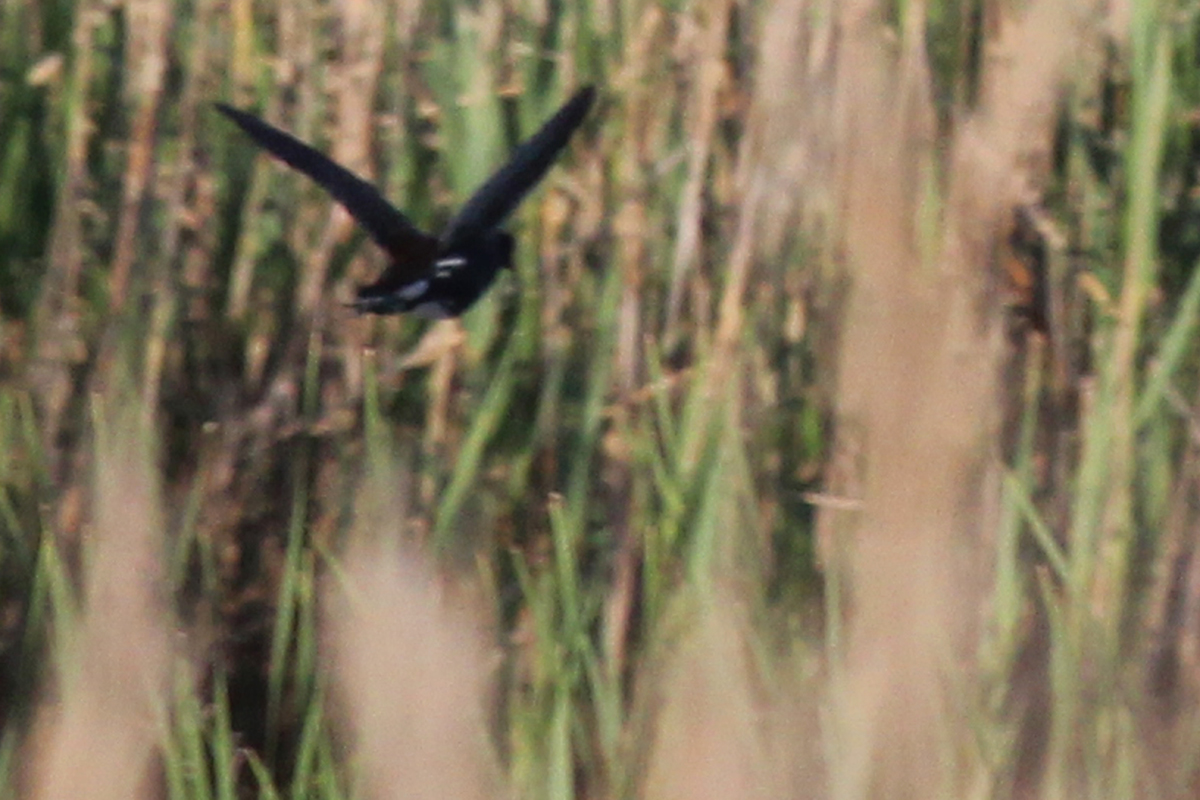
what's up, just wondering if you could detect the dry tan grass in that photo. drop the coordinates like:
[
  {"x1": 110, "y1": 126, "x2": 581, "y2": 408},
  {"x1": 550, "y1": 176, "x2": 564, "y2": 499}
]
[
  {"x1": 639, "y1": 591, "x2": 825, "y2": 800},
  {"x1": 326, "y1": 459, "x2": 505, "y2": 800},
  {"x1": 26, "y1": 399, "x2": 174, "y2": 800},
  {"x1": 752, "y1": 1, "x2": 1095, "y2": 798}
]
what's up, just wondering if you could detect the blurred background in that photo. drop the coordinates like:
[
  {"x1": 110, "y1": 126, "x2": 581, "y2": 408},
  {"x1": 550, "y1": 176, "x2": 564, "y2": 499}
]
[{"x1": 2, "y1": 0, "x2": 1200, "y2": 798}]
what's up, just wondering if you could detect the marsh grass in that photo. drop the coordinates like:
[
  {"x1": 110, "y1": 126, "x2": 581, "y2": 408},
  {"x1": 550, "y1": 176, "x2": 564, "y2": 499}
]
[
  {"x1": 3, "y1": 0, "x2": 1200, "y2": 798},
  {"x1": 25, "y1": 392, "x2": 172, "y2": 800}
]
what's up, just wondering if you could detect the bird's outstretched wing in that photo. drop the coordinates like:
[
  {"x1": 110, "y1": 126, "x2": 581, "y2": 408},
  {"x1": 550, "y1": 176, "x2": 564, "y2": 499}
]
[
  {"x1": 216, "y1": 103, "x2": 437, "y2": 270},
  {"x1": 439, "y1": 86, "x2": 595, "y2": 251}
]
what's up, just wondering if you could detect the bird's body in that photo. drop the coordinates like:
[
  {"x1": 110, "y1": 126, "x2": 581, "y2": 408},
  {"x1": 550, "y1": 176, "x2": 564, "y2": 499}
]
[
  {"x1": 217, "y1": 87, "x2": 595, "y2": 317},
  {"x1": 355, "y1": 231, "x2": 515, "y2": 318}
]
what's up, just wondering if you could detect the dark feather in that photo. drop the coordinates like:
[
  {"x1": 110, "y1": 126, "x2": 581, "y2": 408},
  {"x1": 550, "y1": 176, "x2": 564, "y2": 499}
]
[
  {"x1": 215, "y1": 103, "x2": 434, "y2": 266},
  {"x1": 357, "y1": 235, "x2": 440, "y2": 296},
  {"x1": 439, "y1": 86, "x2": 595, "y2": 251}
]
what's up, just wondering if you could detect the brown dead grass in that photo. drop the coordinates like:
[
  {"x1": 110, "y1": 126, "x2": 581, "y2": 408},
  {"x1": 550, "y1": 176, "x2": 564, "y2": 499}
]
[
  {"x1": 26, "y1": 398, "x2": 174, "y2": 800},
  {"x1": 761, "y1": 1, "x2": 1093, "y2": 798},
  {"x1": 639, "y1": 591, "x2": 825, "y2": 800},
  {"x1": 326, "y1": 459, "x2": 505, "y2": 800}
]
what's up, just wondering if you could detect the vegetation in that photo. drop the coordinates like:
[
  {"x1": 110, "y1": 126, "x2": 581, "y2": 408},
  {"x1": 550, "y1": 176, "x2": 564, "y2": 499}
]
[{"x1": 2, "y1": 0, "x2": 1200, "y2": 798}]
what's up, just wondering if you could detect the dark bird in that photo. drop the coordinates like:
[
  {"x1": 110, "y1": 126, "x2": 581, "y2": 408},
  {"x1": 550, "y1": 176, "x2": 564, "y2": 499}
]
[{"x1": 217, "y1": 86, "x2": 595, "y2": 317}]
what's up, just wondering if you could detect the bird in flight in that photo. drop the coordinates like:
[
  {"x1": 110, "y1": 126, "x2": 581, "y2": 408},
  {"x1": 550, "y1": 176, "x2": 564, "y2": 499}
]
[{"x1": 217, "y1": 86, "x2": 595, "y2": 318}]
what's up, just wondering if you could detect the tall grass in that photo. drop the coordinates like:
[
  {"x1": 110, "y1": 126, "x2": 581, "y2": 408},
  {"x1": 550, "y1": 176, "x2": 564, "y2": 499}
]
[
  {"x1": 4, "y1": 0, "x2": 1200, "y2": 798},
  {"x1": 26, "y1": 392, "x2": 172, "y2": 800}
]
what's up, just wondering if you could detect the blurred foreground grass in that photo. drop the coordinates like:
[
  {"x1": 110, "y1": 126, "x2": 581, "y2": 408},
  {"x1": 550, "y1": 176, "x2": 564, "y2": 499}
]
[{"x1": 4, "y1": 0, "x2": 1200, "y2": 798}]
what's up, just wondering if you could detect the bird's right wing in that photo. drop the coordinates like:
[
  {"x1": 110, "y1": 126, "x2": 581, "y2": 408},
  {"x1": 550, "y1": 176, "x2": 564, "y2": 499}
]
[{"x1": 216, "y1": 103, "x2": 437, "y2": 270}]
